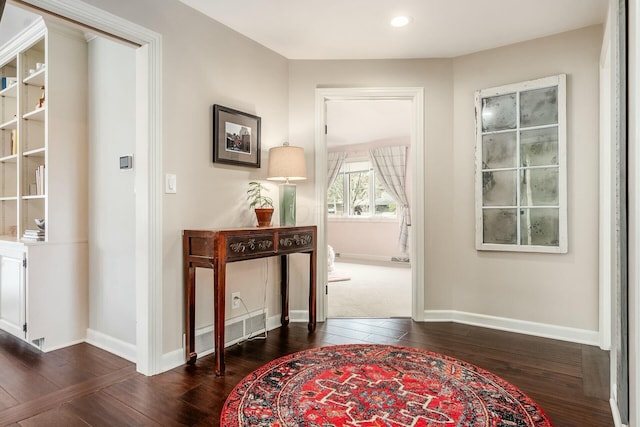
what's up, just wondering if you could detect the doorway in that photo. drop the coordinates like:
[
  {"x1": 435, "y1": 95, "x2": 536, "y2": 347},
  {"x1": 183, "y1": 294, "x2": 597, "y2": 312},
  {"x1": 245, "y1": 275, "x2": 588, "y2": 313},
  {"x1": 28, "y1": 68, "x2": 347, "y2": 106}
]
[
  {"x1": 325, "y1": 99, "x2": 412, "y2": 318},
  {"x1": 315, "y1": 87, "x2": 425, "y2": 322}
]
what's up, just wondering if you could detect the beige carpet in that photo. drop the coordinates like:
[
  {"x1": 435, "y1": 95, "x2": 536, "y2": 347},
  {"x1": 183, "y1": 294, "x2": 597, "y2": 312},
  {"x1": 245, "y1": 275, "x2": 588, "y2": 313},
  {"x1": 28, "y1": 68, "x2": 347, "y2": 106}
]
[{"x1": 327, "y1": 261, "x2": 411, "y2": 318}]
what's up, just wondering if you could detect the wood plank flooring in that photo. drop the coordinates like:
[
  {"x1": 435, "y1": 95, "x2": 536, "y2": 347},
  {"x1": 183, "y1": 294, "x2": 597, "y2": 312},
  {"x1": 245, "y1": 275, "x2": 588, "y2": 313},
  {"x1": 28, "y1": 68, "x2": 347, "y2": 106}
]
[{"x1": 0, "y1": 319, "x2": 612, "y2": 426}]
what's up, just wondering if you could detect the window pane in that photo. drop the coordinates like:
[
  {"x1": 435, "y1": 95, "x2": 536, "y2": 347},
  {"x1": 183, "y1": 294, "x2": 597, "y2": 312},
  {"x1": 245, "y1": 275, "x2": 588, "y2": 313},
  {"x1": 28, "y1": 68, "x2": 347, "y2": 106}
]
[
  {"x1": 520, "y1": 168, "x2": 559, "y2": 206},
  {"x1": 483, "y1": 209, "x2": 517, "y2": 244},
  {"x1": 482, "y1": 132, "x2": 516, "y2": 169},
  {"x1": 520, "y1": 86, "x2": 558, "y2": 127},
  {"x1": 519, "y1": 208, "x2": 559, "y2": 246},
  {"x1": 349, "y1": 171, "x2": 370, "y2": 215},
  {"x1": 520, "y1": 127, "x2": 558, "y2": 167},
  {"x1": 327, "y1": 173, "x2": 344, "y2": 215},
  {"x1": 344, "y1": 161, "x2": 369, "y2": 173},
  {"x1": 482, "y1": 170, "x2": 516, "y2": 206},
  {"x1": 482, "y1": 93, "x2": 517, "y2": 132},
  {"x1": 374, "y1": 181, "x2": 397, "y2": 216}
]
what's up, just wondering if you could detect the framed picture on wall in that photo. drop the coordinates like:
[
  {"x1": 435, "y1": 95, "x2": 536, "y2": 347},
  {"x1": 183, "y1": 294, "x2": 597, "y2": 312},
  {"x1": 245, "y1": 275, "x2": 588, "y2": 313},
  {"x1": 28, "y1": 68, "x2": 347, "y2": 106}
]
[
  {"x1": 213, "y1": 104, "x2": 261, "y2": 168},
  {"x1": 474, "y1": 74, "x2": 567, "y2": 253}
]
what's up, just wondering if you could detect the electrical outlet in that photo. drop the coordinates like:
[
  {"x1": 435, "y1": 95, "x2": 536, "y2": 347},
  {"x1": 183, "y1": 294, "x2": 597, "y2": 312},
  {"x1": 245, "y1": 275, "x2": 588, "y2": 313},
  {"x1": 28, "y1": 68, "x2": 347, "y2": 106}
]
[{"x1": 232, "y1": 292, "x2": 241, "y2": 309}]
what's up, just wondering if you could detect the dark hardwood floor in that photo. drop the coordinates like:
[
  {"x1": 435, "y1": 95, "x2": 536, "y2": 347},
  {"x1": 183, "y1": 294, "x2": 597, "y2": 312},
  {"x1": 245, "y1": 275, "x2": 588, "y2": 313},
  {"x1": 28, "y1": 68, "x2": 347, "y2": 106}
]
[{"x1": 0, "y1": 319, "x2": 612, "y2": 426}]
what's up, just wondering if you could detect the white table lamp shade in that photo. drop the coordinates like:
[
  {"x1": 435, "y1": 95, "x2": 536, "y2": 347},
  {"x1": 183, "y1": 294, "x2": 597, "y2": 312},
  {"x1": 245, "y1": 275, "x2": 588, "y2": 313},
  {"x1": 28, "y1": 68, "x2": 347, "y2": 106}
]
[{"x1": 267, "y1": 145, "x2": 307, "y2": 181}]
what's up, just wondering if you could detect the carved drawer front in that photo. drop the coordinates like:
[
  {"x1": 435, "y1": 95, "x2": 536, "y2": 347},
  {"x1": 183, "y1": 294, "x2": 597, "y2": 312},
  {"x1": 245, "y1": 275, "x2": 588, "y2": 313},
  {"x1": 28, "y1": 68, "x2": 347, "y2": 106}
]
[
  {"x1": 226, "y1": 234, "x2": 275, "y2": 260},
  {"x1": 278, "y1": 231, "x2": 314, "y2": 254}
]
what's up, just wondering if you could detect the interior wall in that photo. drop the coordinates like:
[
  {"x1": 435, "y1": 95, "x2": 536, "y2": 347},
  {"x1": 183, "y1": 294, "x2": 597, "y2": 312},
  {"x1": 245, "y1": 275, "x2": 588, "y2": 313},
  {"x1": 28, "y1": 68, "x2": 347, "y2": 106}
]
[
  {"x1": 87, "y1": 36, "x2": 137, "y2": 346},
  {"x1": 78, "y1": 0, "x2": 606, "y2": 361},
  {"x1": 328, "y1": 220, "x2": 401, "y2": 260},
  {"x1": 451, "y1": 25, "x2": 603, "y2": 331},
  {"x1": 79, "y1": 0, "x2": 291, "y2": 354}
]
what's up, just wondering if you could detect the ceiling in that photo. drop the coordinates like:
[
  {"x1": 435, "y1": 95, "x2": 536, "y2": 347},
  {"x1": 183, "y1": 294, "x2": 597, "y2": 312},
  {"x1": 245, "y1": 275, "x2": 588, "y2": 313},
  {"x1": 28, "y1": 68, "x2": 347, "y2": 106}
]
[
  {"x1": 0, "y1": 1, "x2": 609, "y2": 148},
  {"x1": 178, "y1": 0, "x2": 608, "y2": 60},
  {"x1": 175, "y1": 1, "x2": 607, "y2": 146},
  {"x1": 326, "y1": 100, "x2": 411, "y2": 147},
  {"x1": 0, "y1": 3, "x2": 39, "y2": 47}
]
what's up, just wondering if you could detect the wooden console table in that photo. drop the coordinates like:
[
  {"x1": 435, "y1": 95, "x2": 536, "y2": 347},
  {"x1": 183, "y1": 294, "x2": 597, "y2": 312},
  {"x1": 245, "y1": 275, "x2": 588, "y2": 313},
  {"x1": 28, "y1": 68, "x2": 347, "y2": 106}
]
[{"x1": 182, "y1": 225, "x2": 317, "y2": 376}]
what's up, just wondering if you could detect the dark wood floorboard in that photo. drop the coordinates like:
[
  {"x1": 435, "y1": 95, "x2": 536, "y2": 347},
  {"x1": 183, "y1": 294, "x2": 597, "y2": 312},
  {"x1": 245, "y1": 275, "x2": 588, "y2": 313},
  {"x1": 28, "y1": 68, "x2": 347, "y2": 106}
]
[{"x1": 0, "y1": 319, "x2": 612, "y2": 426}]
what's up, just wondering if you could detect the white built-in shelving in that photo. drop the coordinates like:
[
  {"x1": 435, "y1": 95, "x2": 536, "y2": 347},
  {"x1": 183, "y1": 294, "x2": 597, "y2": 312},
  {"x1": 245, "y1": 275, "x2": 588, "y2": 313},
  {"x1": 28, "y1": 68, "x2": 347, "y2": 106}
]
[{"x1": 0, "y1": 18, "x2": 88, "y2": 351}]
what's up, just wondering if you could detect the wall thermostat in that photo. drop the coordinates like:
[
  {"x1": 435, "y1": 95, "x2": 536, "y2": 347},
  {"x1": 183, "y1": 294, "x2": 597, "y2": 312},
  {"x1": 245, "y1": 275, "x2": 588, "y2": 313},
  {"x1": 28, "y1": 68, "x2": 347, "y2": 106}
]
[{"x1": 119, "y1": 155, "x2": 133, "y2": 169}]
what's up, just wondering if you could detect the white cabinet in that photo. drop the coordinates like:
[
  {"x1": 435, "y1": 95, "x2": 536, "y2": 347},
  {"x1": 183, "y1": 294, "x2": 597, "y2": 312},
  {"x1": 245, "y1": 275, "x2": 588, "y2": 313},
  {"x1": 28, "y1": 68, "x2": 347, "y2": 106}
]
[
  {"x1": 0, "y1": 18, "x2": 88, "y2": 351},
  {"x1": 0, "y1": 241, "x2": 88, "y2": 350},
  {"x1": 0, "y1": 245, "x2": 25, "y2": 340}
]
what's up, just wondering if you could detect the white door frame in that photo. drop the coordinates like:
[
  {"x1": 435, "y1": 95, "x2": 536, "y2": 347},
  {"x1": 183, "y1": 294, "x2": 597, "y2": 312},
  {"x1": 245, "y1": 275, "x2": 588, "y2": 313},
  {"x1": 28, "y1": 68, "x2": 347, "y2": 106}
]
[
  {"x1": 315, "y1": 87, "x2": 425, "y2": 321},
  {"x1": 18, "y1": 0, "x2": 163, "y2": 376}
]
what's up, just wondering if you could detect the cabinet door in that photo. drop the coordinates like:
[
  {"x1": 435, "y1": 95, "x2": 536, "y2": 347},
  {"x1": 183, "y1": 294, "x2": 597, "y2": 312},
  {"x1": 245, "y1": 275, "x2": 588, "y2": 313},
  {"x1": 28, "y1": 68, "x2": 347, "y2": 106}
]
[{"x1": 0, "y1": 248, "x2": 25, "y2": 339}]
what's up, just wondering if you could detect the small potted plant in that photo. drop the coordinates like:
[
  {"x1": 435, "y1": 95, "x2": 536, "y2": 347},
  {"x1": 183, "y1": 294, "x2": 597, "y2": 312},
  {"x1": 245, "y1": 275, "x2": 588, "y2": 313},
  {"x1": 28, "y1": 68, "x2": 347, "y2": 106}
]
[{"x1": 247, "y1": 181, "x2": 274, "y2": 227}]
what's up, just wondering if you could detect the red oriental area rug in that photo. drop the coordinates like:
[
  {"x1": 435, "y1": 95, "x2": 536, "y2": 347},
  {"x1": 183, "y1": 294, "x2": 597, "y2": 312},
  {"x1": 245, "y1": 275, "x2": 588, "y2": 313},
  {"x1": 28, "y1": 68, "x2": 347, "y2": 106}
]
[{"x1": 221, "y1": 344, "x2": 553, "y2": 427}]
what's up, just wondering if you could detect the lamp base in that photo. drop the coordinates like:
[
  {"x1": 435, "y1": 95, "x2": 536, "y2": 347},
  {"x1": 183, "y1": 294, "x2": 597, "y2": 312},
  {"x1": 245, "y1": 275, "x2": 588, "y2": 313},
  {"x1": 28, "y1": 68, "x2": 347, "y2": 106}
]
[{"x1": 279, "y1": 183, "x2": 296, "y2": 226}]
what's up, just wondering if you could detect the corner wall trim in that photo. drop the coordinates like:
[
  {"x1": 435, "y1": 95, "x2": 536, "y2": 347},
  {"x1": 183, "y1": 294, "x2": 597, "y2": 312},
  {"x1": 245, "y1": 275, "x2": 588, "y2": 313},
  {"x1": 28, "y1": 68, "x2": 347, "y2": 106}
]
[
  {"x1": 423, "y1": 310, "x2": 599, "y2": 346},
  {"x1": 86, "y1": 328, "x2": 137, "y2": 363}
]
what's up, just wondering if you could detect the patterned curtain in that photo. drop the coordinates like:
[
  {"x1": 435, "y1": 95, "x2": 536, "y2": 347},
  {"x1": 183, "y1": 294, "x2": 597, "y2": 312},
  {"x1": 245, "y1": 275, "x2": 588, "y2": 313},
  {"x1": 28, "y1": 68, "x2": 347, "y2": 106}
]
[
  {"x1": 327, "y1": 151, "x2": 347, "y2": 188},
  {"x1": 369, "y1": 146, "x2": 411, "y2": 253}
]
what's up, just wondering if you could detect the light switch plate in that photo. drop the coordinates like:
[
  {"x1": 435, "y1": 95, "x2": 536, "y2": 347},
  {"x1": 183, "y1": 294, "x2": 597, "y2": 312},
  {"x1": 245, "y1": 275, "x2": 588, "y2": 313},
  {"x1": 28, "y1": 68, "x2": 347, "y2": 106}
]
[{"x1": 165, "y1": 174, "x2": 177, "y2": 194}]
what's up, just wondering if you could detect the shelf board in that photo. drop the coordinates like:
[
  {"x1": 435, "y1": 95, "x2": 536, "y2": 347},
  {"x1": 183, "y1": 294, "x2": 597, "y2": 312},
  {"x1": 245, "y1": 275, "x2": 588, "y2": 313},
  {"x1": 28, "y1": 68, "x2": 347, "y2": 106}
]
[
  {"x1": 0, "y1": 118, "x2": 17, "y2": 130},
  {"x1": 22, "y1": 195, "x2": 45, "y2": 200},
  {"x1": 23, "y1": 68, "x2": 45, "y2": 86},
  {"x1": 23, "y1": 107, "x2": 45, "y2": 121},
  {"x1": 0, "y1": 83, "x2": 17, "y2": 98},
  {"x1": 23, "y1": 147, "x2": 45, "y2": 157},
  {"x1": 0, "y1": 154, "x2": 18, "y2": 162},
  {"x1": 0, "y1": 196, "x2": 18, "y2": 201},
  {"x1": 0, "y1": 235, "x2": 19, "y2": 244}
]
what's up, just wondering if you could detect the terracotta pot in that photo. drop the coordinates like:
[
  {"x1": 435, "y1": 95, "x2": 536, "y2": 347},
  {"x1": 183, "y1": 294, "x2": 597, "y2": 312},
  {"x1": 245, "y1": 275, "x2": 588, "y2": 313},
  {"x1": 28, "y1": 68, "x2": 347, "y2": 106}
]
[{"x1": 254, "y1": 208, "x2": 274, "y2": 227}]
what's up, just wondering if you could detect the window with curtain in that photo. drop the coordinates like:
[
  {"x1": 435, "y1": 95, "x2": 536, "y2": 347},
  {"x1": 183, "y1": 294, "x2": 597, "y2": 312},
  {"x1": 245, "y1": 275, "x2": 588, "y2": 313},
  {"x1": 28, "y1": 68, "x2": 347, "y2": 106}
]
[{"x1": 327, "y1": 160, "x2": 397, "y2": 218}]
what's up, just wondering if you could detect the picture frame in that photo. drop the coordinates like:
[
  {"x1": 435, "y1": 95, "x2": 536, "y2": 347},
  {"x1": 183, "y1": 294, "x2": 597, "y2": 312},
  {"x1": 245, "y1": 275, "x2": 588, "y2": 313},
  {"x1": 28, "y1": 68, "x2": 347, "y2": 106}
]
[{"x1": 213, "y1": 104, "x2": 261, "y2": 168}]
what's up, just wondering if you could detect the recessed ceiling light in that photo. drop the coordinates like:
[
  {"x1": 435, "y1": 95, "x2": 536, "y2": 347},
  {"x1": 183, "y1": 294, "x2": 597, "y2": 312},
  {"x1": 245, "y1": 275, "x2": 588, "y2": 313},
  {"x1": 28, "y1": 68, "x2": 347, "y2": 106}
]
[{"x1": 390, "y1": 16, "x2": 411, "y2": 27}]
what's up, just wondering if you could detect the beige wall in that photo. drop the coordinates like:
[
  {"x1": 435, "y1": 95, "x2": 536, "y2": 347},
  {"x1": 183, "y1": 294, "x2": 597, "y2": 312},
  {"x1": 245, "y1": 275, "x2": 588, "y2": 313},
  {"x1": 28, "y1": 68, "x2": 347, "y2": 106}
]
[
  {"x1": 452, "y1": 25, "x2": 602, "y2": 330},
  {"x1": 290, "y1": 25, "x2": 602, "y2": 331},
  {"x1": 88, "y1": 37, "x2": 137, "y2": 346},
  {"x1": 80, "y1": 0, "x2": 603, "y2": 357},
  {"x1": 81, "y1": 0, "x2": 290, "y2": 353}
]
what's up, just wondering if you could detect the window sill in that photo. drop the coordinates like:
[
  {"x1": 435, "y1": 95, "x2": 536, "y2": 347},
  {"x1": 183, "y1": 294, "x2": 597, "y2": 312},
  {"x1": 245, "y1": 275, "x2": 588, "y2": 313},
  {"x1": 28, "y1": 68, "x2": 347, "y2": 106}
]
[{"x1": 328, "y1": 216, "x2": 397, "y2": 224}]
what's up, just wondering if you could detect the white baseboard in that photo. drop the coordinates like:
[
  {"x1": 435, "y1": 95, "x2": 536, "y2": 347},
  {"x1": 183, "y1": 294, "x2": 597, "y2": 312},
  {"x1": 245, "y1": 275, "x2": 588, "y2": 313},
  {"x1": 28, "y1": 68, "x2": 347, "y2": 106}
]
[
  {"x1": 289, "y1": 310, "x2": 310, "y2": 323},
  {"x1": 85, "y1": 328, "x2": 137, "y2": 362},
  {"x1": 267, "y1": 314, "x2": 282, "y2": 330},
  {"x1": 162, "y1": 348, "x2": 185, "y2": 372},
  {"x1": 41, "y1": 338, "x2": 86, "y2": 353},
  {"x1": 335, "y1": 252, "x2": 410, "y2": 266},
  {"x1": 422, "y1": 310, "x2": 599, "y2": 346},
  {"x1": 610, "y1": 398, "x2": 627, "y2": 427}
]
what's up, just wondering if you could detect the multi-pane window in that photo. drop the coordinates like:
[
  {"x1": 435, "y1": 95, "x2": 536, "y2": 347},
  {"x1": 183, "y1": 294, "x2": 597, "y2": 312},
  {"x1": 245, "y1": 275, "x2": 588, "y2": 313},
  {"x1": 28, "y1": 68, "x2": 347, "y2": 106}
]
[
  {"x1": 475, "y1": 75, "x2": 567, "y2": 253},
  {"x1": 328, "y1": 160, "x2": 397, "y2": 218}
]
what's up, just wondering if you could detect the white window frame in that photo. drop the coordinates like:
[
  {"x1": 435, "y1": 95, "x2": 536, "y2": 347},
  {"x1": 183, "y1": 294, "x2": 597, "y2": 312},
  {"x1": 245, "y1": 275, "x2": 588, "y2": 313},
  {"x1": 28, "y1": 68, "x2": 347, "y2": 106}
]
[
  {"x1": 328, "y1": 159, "x2": 398, "y2": 220},
  {"x1": 475, "y1": 74, "x2": 567, "y2": 253}
]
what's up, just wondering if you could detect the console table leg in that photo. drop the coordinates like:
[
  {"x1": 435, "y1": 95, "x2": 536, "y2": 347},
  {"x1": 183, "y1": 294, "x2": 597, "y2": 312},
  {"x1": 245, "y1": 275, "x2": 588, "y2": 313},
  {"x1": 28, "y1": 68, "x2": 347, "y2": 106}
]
[
  {"x1": 280, "y1": 255, "x2": 290, "y2": 326},
  {"x1": 214, "y1": 258, "x2": 226, "y2": 376},
  {"x1": 308, "y1": 249, "x2": 317, "y2": 332},
  {"x1": 185, "y1": 262, "x2": 198, "y2": 364}
]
